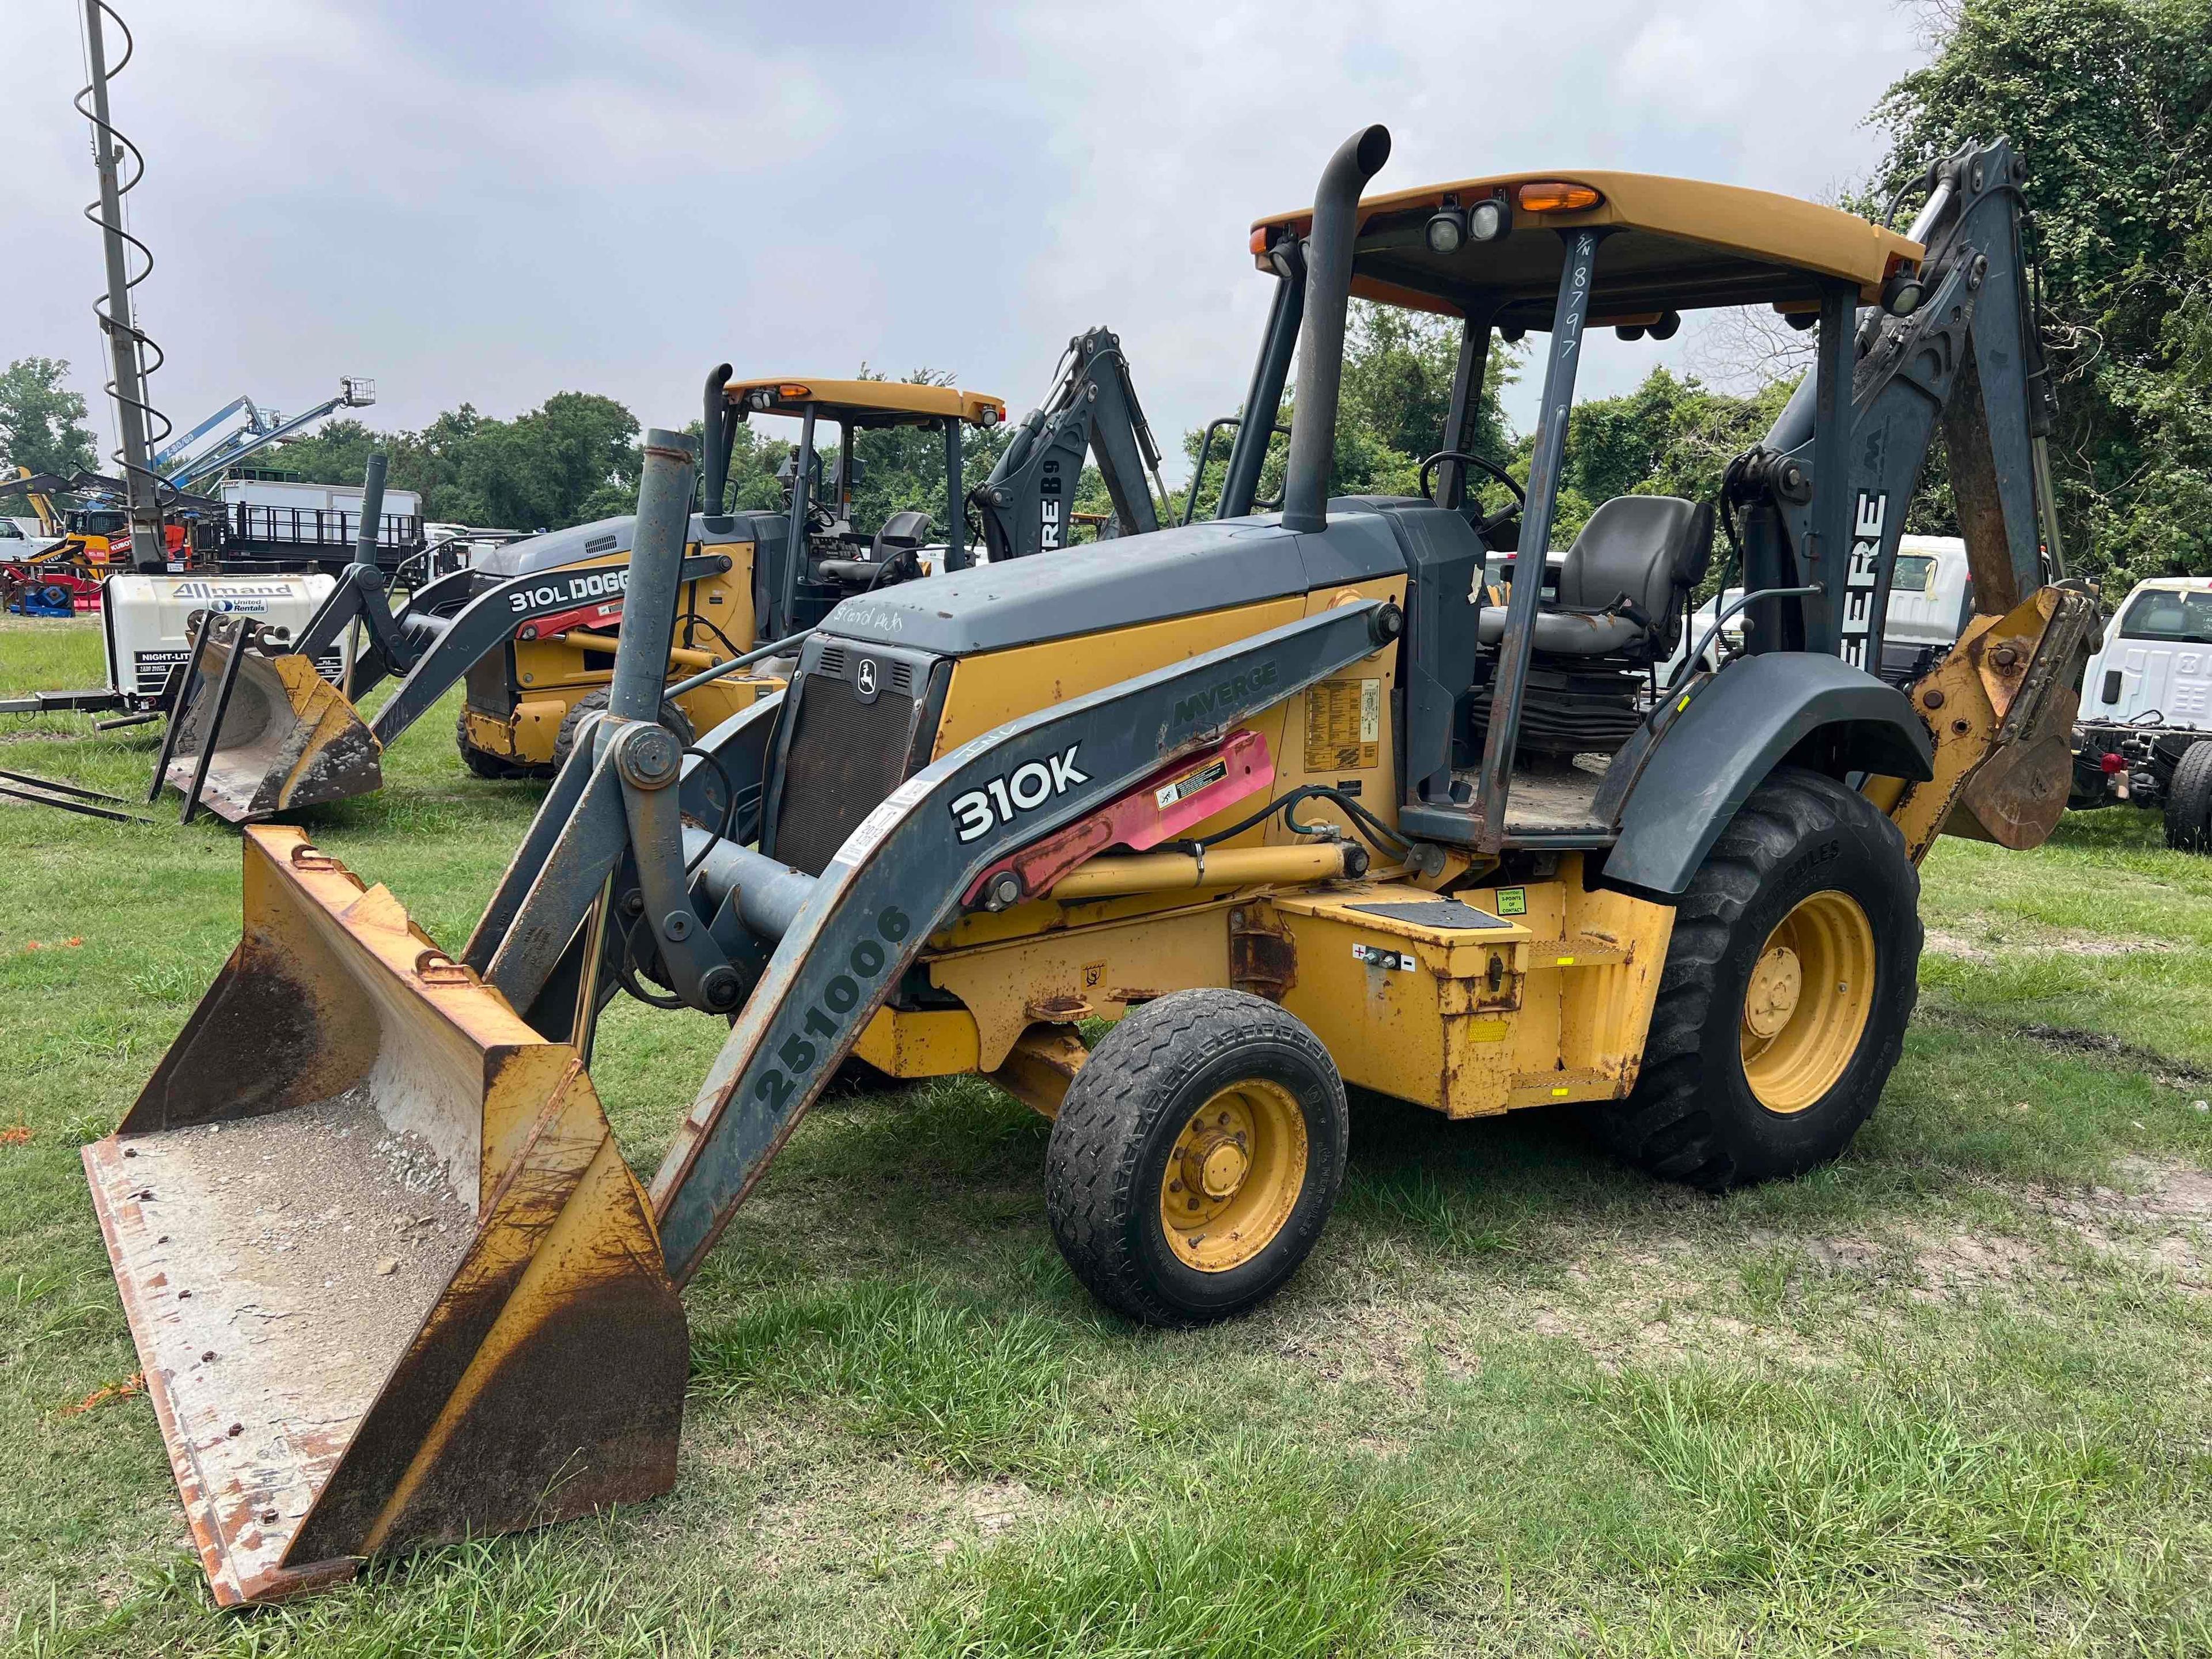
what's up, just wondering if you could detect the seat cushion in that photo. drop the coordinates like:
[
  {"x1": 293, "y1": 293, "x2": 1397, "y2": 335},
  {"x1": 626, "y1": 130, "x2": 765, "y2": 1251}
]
[{"x1": 1478, "y1": 605, "x2": 1645, "y2": 656}]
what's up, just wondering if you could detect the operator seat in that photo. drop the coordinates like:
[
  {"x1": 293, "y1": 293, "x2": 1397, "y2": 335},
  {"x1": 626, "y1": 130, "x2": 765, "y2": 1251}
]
[{"x1": 1476, "y1": 495, "x2": 1712, "y2": 659}]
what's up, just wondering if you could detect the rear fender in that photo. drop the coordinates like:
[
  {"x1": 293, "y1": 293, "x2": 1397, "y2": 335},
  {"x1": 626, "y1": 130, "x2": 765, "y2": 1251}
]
[{"x1": 1602, "y1": 653, "x2": 1932, "y2": 898}]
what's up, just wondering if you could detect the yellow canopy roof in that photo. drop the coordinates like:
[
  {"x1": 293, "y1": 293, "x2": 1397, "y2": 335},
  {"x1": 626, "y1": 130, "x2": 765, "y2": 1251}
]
[
  {"x1": 722, "y1": 377, "x2": 1006, "y2": 428},
  {"x1": 1251, "y1": 171, "x2": 1923, "y2": 324}
]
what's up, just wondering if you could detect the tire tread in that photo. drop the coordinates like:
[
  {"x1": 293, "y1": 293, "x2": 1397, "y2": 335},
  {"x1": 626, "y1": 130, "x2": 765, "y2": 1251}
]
[
  {"x1": 2163, "y1": 740, "x2": 2212, "y2": 852},
  {"x1": 1592, "y1": 767, "x2": 1919, "y2": 1191},
  {"x1": 1045, "y1": 988, "x2": 1344, "y2": 1326}
]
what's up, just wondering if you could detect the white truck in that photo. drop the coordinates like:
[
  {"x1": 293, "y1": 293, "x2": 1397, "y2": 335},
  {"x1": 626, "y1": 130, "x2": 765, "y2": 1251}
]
[
  {"x1": 2071, "y1": 574, "x2": 2212, "y2": 849},
  {"x1": 219, "y1": 475, "x2": 427, "y2": 574},
  {"x1": 1880, "y1": 534, "x2": 1975, "y2": 684}
]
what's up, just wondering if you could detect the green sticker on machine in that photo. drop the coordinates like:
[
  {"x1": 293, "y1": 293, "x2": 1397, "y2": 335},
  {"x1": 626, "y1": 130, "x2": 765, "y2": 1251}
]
[{"x1": 1495, "y1": 888, "x2": 1527, "y2": 916}]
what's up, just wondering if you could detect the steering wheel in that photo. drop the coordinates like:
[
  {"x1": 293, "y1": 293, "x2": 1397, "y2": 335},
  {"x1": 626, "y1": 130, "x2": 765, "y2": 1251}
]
[{"x1": 1419, "y1": 450, "x2": 1525, "y2": 535}]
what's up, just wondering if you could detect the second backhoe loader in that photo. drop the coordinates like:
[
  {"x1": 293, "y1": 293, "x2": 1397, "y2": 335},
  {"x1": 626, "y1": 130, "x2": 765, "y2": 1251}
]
[
  {"x1": 89, "y1": 124, "x2": 2092, "y2": 1603},
  {"x1": 150, "y1": 378, "x2": 1007, "y2": 821}
]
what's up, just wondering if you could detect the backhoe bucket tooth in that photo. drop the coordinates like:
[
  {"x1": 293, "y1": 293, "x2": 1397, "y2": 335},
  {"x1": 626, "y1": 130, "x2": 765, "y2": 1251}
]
[
  {"x1": 83, "y1": 827, "x2": 685, "y2": 1605},
  {"x1": 164, "y1": 641, "x2": 383, "y2": 823}
]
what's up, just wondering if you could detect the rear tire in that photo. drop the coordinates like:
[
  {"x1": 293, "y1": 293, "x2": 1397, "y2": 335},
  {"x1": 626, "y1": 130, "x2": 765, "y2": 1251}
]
[
  {"x1": 1592, "y1": 767, "x2": 1920, "y2": 1191},
  {"x1": 2163, "y1": 741, "x2": 2212, "y2": 853},
  {"x1": 1045, "y1": 989, "x2": 1347, "y2": 1326},
  {"x1": 551, "y1": 687, "x2": 694, "y2": 774}
]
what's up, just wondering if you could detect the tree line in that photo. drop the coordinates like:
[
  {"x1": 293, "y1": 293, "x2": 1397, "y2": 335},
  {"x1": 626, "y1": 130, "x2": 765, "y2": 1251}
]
[{"x1": 5, "y1": 0, "x2": 2202, "y2": 590}]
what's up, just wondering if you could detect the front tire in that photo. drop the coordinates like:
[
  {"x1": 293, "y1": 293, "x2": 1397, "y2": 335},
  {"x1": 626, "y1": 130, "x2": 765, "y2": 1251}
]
[
  {"x1": 1594, "y1": 767, "x2": 1920, "y2": 1190},
  {"x1": 1045, "y1": 990, "x2": 1347, "y2": 1326},
  {"x1": 2164, "y1": 741, "x2": 2212, "y2": 853},
  {"x1": 454, "y1": 707, "x2": 532, "y2": 779},
  {"x1": 551, "y1": 687, "x2": 694, "y2": 773}
]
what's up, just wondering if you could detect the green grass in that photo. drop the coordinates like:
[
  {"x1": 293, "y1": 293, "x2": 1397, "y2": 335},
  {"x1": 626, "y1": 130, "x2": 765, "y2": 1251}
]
[{"x1": 3, "y1": 614, "x2": 2211, "y2": 1654}]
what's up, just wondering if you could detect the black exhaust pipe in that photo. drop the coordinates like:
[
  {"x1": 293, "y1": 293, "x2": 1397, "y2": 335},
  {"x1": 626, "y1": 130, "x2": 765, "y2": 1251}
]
[
  {"x1": 702, "y1": 361, "x2": 736, "y2": 517},
  {"x1": 1280, "y1": 124, "x2": 1392, "y2": 535}
]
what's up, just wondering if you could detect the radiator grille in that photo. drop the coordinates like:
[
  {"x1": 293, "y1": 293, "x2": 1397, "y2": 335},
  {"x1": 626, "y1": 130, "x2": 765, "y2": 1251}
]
[{"x1": 773, "y1": 672, "x2": 918, "y2": 874}]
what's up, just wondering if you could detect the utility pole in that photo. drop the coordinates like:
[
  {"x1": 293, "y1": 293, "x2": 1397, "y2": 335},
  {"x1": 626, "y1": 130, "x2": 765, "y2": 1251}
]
[{"x1": 81, "y1": 0, "x2": 166, "y2": 571}]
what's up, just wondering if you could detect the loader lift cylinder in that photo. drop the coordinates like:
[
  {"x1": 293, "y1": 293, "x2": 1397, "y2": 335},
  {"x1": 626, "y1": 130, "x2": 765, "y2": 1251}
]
[
  {"x1": 607, "y1": 429, "x2": 698, "y2": 726},
  {"x1": 350, "y1": 450, "x2": 388, "y2": 572}
]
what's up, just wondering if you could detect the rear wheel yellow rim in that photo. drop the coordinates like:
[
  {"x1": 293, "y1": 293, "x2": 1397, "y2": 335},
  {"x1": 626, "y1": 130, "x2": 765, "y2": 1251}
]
[
  {"x1": 1739, "y1": 889, "x2": 1876, "y2": 1115},
  {"x1": 1158, "y1": 1079, "x2": 1308, "y2": 1272}
]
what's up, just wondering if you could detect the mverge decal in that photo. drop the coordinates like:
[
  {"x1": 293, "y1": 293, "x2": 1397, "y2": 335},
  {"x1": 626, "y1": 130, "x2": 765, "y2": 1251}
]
[
  {"x1": 509, "y1": 566, "x2": 630, "y2": 614},
  {"x1": 949, "y1": 746, "x2": 1090, "y2": 843},
  {"x1": 1171, "y1": 660, "x2": 1279, "y2": 734}
]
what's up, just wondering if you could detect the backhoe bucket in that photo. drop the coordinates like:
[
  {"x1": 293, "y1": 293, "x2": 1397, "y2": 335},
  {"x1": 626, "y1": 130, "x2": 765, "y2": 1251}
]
[
  {"x1": 83, "y1": 827, "x2": 685, "y2": 1604},
  {"x1": 164, "y1": 635, "x2": 383, "y2": 822},
  {"x1": 1950, "y1": 585, "x2": 2100, "y2": 849}
]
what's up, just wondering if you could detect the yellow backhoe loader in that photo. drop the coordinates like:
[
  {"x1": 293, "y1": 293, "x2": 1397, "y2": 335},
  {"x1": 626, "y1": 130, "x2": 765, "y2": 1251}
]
[{"x1": 88, "y1": 126, "x2": 2094, "y2": 1603}]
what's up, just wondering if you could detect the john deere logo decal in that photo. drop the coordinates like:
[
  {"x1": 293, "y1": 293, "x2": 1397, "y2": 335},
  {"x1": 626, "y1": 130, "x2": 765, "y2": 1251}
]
[{"x1": 857, "y1": 659, "x2": 878, "y2": 697}]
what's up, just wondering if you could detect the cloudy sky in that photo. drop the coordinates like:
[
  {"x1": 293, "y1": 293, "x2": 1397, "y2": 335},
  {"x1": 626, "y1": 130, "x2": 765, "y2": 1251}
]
[{"x1": 9, "y1": 1, "x2": 1931, "y2": 480}]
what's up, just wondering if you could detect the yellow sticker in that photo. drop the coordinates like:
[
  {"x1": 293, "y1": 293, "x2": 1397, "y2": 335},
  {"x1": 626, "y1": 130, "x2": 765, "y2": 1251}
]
[
  {"x1": 1551, "y1": 1086, "x2": 1570, "y2": 1097},
  {"x1": 1305, "y1": 678, "x2": 1381, "y2": 770},
  {"x1": 1496, "y1": 888, "x2": 1527, "y2": 916},
  {"x1": 1556, "y1": 956, "x2": 1576, "y2": 966}
]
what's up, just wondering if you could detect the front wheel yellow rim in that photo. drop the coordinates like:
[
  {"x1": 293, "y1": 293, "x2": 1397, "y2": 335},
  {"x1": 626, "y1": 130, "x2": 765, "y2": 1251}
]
[
  {"x1": 1739, "y1": 889, "x2": 1876, "y2": 1114},
  {"x1": 1158, "y1": 1079, "x2": 1308, "y2": 1272}
]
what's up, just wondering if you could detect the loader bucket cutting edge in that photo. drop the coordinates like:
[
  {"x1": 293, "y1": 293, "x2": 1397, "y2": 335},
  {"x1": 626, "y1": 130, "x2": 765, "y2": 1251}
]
[
  {"x1": 164, "y1": 647, "x2": 384, "y2": 823},
  {"x1": 84, "y1": 826, "x2": 686, "y2": 1605}
]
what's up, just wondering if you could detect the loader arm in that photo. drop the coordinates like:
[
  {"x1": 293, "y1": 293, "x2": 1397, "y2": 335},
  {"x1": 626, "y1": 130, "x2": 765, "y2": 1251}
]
[
  {"x1": 158, "y1": 549, "x2": 731, "y2": 824},
  {"x1": 361, "y1": 552, "x2": 732, "y2": 745},
  {"x1": 647, "y1": 598, "x2": 1397, "y2": 1283},
  {"x1": 972, "y1": 327, "x2": 1166, "y2": 561}
]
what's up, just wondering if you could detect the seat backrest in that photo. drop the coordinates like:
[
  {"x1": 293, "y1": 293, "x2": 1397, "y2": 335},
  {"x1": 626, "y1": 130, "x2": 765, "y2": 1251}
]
[
  {"x1": 1557, "y1": 495, "x2": 1701, "y2": 623},
  {"x1": 870, "y1": 509, "x2": 932, "y2": 560}
]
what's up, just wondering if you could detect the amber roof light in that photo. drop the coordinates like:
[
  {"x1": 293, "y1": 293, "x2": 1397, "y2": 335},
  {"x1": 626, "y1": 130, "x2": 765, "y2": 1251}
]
[{"x1": 1516, "y1": 181, "x2": 1602, "y2": 213}]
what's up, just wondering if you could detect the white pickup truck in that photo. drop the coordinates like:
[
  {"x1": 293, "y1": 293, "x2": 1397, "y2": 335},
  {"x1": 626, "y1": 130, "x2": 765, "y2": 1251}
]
[{"x1": 2071, "y1": 574, "x2": 2212, "y2": 849}]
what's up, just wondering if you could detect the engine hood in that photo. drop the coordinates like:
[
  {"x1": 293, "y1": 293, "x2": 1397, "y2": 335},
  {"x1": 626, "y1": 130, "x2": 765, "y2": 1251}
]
[{"x1": 817, "y1": 509, "x2": 1408, "y2": 658}]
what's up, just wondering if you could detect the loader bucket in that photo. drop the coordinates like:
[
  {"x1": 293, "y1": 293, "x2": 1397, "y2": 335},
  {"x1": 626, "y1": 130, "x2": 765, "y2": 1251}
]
[
  {"x1": 83, "y1": 827, "x2": 686, "y2": 1605},
  {"x1": 164, "y1": 641, "x2": 383, "y2": 823}
]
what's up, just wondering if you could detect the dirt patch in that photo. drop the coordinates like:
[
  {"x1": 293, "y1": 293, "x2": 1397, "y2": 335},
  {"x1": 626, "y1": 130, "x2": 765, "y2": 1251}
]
[
  {"x1": 1910, "y1": 1232, "x2": 2052, "y2": 1299},
  {"x1": 1925, "y1": 928, "x2": 2173, "y2": 964},
  {"x1": 1851, "y1": 1160, "x2": 2212, "y2": 1302},
  {"x1": 1925, "y1": 929, "x2": 1996, "y2": 963},
  {"x1": 926, "y1": 1476, "x2": 1043, "y2": 1562},
  {"x1": 2036, "y1": 1157, "x2": 2212, "y2": 1287}
]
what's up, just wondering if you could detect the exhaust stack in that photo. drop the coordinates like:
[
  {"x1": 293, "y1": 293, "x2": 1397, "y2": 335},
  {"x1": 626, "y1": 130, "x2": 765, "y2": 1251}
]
[{"x1": 1279, "y1": 124, "x2": 1392, "y2": 535}]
